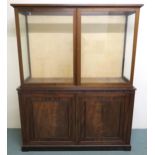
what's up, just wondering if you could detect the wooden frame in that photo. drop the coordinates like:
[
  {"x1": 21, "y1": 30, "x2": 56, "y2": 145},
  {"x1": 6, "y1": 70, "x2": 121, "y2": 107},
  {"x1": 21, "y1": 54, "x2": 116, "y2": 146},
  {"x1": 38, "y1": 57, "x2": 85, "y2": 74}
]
[
  {"x1": 11, "y1": 4, "x2": 143, "y2": 151},
  {"x1": 11, "y1": 4, "x2": 143, "y2": 7}
]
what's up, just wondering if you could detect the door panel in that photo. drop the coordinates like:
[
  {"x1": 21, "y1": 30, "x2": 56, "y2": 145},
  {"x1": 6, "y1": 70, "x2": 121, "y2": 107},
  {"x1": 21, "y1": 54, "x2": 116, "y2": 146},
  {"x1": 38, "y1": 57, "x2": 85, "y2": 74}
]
[
  {"x1": 78, "y1": 93, "x2": 129, "y2": 144},
  {"x1": 21, "y1": 93, "x2": 75, "y2": 145},
  {"x1": 84, "y1": 98, "x2": 121, "y2": 137},
  {"x1": 33, "y1": 100, "x2": 70, "y2": 139}
]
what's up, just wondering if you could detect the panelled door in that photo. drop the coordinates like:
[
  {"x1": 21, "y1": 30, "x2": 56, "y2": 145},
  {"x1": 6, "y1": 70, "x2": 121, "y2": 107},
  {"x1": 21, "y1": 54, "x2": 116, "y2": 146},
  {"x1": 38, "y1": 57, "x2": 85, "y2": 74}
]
[
  {"x1": 77, "y1": 92, "x2": 133, "y2": 145},
  {"x1": 20, "y1": 92, "x2": 76, "y2": 145}
]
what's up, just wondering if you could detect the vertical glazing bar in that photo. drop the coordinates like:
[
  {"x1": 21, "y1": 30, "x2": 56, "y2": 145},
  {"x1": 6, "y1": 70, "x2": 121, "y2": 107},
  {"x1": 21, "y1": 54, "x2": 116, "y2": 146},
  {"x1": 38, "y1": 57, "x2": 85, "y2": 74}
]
[
  {"x1": 73, "y1": 9, "x2": 77, "y2": 85},
  {"x1": 76, "y1": 9, "x2": 81, "y2": 85}
]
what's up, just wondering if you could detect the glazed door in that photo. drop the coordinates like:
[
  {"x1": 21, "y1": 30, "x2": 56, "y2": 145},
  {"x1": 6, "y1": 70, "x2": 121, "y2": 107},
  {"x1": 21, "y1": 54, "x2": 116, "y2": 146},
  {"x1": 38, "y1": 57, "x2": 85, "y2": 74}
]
[
  {"x1": 17, "y1": 8, "x2": 76, "y2": 85},
  {"x1": 77, "y1": 92, "x2": 133, "y2": 145},
  {"x1": 78, "y1": 8, "x2": 136, "y2": 85},
  {"x1": 20, "y1": 93, "x2": 76, "y2": 145}
]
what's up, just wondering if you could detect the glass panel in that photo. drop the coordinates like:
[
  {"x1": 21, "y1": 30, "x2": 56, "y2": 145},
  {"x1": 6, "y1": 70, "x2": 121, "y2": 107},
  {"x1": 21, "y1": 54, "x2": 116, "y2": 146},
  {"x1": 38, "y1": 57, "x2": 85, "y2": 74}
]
[
  {"x1": 18, "y1": 11, "x2": 74, "y2": 84},
  {"x1": 123, "y1": 14, "x2": 135, "y2": 80},
  {"x1": 81, "y1": 12, "x2": 135, "y2": 84},
  {"x1": 19, "y1": 13, "x2": 30, "y2": 80}
]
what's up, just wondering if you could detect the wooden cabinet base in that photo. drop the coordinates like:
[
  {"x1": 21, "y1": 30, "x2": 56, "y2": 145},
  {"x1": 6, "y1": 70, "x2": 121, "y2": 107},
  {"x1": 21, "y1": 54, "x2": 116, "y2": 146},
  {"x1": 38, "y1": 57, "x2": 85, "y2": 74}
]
[{"x1": 18, "y1": 87, "x2": 135, "y2": 151}]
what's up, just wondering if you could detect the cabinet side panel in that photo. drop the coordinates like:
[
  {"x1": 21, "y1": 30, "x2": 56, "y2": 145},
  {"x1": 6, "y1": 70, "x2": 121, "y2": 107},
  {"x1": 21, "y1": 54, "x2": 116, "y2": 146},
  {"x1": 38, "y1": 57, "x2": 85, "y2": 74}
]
[
  {"x1": 123, "y1": 14, "x2": 135, "y2": 80},
  {"x1": 18, "y1": 13, "x2": 30, "y2": 79}
]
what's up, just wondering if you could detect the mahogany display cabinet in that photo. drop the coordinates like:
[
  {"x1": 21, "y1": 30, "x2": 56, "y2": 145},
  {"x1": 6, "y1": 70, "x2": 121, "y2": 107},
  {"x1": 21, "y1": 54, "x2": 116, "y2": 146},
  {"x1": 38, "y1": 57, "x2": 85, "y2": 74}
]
[{"x1": 11, "y1": 4, "x2": 143, "y2": 151}]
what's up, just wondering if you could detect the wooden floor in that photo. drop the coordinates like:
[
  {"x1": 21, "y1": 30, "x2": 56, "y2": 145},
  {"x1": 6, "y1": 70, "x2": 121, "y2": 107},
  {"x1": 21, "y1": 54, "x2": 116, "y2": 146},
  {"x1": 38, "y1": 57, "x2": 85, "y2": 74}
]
[{"x1": 7, "y1": 129, "x2": 147, "y2": 155}]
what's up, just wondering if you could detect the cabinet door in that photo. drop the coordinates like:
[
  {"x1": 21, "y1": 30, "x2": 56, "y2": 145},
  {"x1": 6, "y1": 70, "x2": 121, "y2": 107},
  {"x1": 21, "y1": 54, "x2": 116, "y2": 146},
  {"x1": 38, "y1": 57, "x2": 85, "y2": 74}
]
[
  {"x1": 17, "y1": 8, "x2": 76, "y2": 85},
  {"x1": 79, "y1": 8, "x2": 136, "y2": 85},
  {"x1": 77, "y1": 92, "x2": 133, "y2": 145},
  {"x1": 20, "y1": 93, "x2": 75, "y2": 145}
]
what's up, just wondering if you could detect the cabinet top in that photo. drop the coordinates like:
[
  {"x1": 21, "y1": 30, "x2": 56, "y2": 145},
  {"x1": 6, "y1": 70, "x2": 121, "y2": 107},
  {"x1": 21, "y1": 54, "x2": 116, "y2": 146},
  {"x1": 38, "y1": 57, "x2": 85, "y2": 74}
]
[{"x1": 11, "y1": 4, "x2": 143, "y2": 8}]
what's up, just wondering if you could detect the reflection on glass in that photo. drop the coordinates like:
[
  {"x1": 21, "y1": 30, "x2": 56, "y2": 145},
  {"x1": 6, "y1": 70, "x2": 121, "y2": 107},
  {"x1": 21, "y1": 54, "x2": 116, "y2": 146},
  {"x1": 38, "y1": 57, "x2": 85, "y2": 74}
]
[
  {"x1": 81, "y1": 13, "x2": 135, "y2": 83},
  {"x1": 19, "y1": 12, "x2": 74, "y2": 83}
]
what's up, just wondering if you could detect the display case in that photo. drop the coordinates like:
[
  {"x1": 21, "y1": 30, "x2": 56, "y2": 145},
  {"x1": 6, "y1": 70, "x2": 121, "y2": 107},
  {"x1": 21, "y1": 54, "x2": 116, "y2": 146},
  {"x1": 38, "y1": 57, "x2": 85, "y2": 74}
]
[{"x1": 11, "y1": 4, "x2": 143, "y2": 151}]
